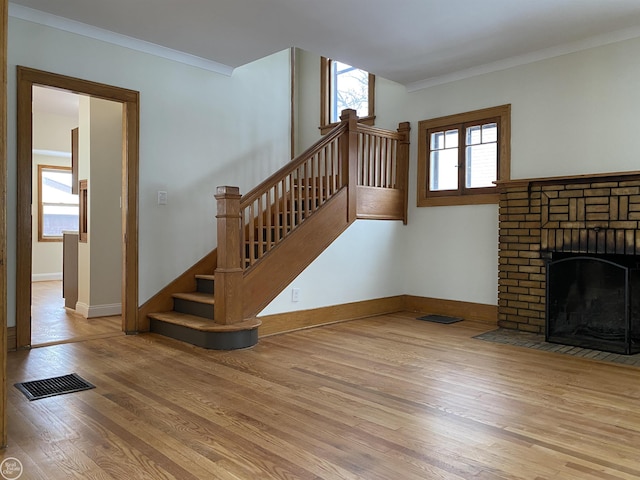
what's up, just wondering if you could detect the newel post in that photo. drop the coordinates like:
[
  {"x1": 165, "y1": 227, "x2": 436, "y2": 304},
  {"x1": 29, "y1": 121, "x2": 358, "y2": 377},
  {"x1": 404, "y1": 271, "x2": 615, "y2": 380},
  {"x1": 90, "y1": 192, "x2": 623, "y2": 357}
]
[
  {"x1": 340, "y1": 109, "x2": 359, "y2": 222},
  {"x1": 397, "y1": 121, "x2": 411, "y2": 224},
  {"x1": 214, "y1": 186, "x2": 243, "y2": 325}
]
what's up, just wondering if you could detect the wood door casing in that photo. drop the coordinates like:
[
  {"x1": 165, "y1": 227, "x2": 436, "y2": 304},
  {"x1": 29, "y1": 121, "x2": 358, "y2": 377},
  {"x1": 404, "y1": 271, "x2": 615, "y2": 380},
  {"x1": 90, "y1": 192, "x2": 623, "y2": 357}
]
[{"x1": 16, "y1": 67, "x2": 140, "y2": 348}]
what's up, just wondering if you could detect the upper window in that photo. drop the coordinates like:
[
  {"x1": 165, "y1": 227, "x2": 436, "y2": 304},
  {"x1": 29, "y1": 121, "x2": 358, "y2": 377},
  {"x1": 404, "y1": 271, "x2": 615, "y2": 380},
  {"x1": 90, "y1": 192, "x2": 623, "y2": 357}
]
[
  {"x1": 38, "y1": 165, "x2": 79, "y2": 242},
  {"x1": 320, "y1": 57, "x2": 375, "y2": 133},
  {"x1": 417, "y1": 105, "x2": 511, "y2": 206}
]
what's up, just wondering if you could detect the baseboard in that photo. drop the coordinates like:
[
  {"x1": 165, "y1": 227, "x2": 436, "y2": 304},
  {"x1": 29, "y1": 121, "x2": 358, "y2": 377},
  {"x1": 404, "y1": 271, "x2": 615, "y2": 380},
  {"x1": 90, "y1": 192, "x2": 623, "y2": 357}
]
[
  {"x1": 32, "y1": 273, "x2": 62, "y2": 282},
  {"x1": 258, "y1": 296, "x2": 405, "y2": 337},
  {"x1": 7, "y1": 327, "x2": 16, "y2": 352},
  {"x1": 257, "y1": 295, "x2": 497, "y2": 337},
  {"x1": 403, "y1": 295, "x2": 498, "y2": 324},
  {"x1": 75, "y1": 302, "x2": 122, "y2": 318}
]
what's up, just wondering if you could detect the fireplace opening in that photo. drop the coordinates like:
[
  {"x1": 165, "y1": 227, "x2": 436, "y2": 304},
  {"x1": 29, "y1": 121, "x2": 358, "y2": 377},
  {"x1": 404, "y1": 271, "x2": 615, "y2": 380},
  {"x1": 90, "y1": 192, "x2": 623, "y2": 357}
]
[{"x1": 546, "y1": 253, "x2": 640, "y2": 354}]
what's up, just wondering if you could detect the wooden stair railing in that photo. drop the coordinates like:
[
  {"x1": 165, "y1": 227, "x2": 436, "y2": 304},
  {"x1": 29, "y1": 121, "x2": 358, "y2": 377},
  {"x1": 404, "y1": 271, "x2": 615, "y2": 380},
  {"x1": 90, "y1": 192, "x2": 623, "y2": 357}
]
[
  {"x1": 356, "y1": 121, "x2": 411, "y2": 223},
  {"x1": 215, "y1": 109, "x2": 410, "y2": 325},
  {"x1": 146, "y1": 109, "x2": 409, "y2": 349},
  {"x1": 241, "y1": 115, "x2": 349, "y2": 269}
]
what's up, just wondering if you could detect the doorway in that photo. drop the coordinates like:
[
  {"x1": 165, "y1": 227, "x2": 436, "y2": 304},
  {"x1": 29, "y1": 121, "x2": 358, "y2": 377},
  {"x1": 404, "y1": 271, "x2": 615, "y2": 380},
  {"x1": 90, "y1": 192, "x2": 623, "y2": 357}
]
[
  {"x1": 30, "y1": 87, "x2": 122, "y2": 346},
  {"x1": 16, "y1": 67, "x2": 139, "y2": 348}
]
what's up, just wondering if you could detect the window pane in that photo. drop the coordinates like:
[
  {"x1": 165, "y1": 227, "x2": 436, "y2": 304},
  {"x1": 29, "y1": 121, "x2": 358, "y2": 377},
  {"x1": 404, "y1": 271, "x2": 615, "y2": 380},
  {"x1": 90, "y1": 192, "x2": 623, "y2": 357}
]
[
  {"x1": 432, "y1": 130, "x2": 459, "y2": 150},
  {"x1": 466, "y1": 125, "x2": 481, "y2": 145},
  {"x1": 430, "y1": 150, "x2": 458, "y2": 191},
  {"x1": 42, "y1": 170, "x2": 78, "y2": 205},
  {"x1": 466, "y1": 143, "x2": 497, "y2": 188},
  {"x1": 482, "y1": 123, "x2": 497, "y2": 143},
  {"x1": 331, "y1": 61, "x2": 369, "y2": 123},
  {"x1": 445, "y1": 129, "x2": 458, "y2": 148},
  {"x1": 431, "y1": 132, "x2": 444, "y2": 150},
  {"x1": 43, "y1": 205, "x2": 79, "y2": 237}
]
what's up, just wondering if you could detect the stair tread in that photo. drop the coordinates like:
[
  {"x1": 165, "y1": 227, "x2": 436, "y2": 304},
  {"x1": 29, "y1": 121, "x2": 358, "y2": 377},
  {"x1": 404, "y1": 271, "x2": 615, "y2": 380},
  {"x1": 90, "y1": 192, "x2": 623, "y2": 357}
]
[
  {"x1": 194, "y1": 274, "x2": 215, "y2": 280},
  {"x1": 172, "y1": 291, "x2": 215, "y2": 304},
  {"x1": 149, "y1": 311, "x2": 261, "y2": 332}
]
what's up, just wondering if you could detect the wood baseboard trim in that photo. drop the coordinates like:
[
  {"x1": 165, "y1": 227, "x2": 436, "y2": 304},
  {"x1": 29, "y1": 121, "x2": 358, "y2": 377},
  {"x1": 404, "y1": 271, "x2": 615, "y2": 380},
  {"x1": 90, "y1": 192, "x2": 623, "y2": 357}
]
[
  {"x1": 258, "y1": 295, "x2": 497, "y2": 337},
  {"x1": 258, "y1": 296, "x2": 405, "y2": 337},
  {"x1": 403, "y1": 295, "x2": 498, "y2": 324},
  {"x1": 7, "y1": 327, "x2": 15, "y2": 352}
]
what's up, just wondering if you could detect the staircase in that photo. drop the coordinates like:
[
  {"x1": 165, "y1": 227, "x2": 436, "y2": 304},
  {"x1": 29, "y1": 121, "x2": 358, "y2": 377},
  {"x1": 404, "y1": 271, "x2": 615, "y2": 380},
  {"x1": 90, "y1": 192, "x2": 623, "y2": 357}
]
[
  {"x1": 149, "y1": 274, "x2": 260, "y2": 349},
  {"x1": 146, "y1": 110, "x2": 410, "y2": 349}
]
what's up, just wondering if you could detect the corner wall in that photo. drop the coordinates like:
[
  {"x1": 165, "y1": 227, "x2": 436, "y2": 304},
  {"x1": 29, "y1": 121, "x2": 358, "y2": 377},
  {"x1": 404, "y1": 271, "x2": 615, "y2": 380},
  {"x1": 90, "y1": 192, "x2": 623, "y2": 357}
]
[
  {"x1": 268, "y1": 36, "x2": 640, "y2": 317},
  {"x1": 7, "y1": 16, "x2": 292, "y2": 327}
]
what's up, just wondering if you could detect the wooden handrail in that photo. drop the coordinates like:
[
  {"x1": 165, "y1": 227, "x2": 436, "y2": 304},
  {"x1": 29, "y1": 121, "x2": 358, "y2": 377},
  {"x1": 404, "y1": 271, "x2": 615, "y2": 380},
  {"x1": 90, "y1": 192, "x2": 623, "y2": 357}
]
[
  {"x1": 241, "y1": 121, "x2": 348, "y2": 208},
  {"x1": 215, "y1": 109, "x2": 409, "y2": 324},
  {"x1": 240, "y1": 110, "x2": 358, "y2": 269}
]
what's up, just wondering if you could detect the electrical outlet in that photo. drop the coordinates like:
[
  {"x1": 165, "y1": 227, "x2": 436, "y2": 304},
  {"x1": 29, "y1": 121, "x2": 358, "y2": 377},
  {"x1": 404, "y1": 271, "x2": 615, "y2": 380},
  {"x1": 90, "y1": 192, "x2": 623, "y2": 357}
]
[
  {"x1": 292, "y1": 288, "x2": 301, "y2": 302},
  {"x1": 158, "y1": 191, "x2": 168, "y2": 205}
]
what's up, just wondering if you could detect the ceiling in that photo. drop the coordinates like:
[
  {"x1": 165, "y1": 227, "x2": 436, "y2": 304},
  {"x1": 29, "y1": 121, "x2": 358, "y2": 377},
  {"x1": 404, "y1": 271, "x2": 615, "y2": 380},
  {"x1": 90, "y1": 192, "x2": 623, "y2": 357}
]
[
  {"x1": 32, "y1": 86, "x2": 80, "y2": 118},
  {"x1": 11, "y1": 0, "x2": 640, "y2": 89}
]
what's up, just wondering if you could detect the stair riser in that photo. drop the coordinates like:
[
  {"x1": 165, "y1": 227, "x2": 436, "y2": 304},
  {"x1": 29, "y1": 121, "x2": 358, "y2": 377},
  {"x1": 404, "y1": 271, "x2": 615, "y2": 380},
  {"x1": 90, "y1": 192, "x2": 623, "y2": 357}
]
[
  {"x1": 150, "y1": 319, "x2": 258, "y2": 350},
  {"x1": 174, "y1": 298, "x2": 214, "y2": 319},
  {"x1": 196, "y1": 278, "x2": 214, "y2": 294}
]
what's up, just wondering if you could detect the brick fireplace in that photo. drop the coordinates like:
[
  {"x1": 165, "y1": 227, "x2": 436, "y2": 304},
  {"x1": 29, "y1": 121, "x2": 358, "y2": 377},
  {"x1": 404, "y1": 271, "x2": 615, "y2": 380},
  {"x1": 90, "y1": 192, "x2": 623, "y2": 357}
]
[{"x1": 497, "y1": 172, "x2": 640, "y2": 334}]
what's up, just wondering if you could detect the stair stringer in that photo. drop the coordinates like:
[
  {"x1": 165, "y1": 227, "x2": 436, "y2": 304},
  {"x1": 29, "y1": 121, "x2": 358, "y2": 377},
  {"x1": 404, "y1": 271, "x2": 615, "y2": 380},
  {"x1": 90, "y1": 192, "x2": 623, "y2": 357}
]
[{"x1": 242, "y1": 187, "x2": 351, "y2": 319}]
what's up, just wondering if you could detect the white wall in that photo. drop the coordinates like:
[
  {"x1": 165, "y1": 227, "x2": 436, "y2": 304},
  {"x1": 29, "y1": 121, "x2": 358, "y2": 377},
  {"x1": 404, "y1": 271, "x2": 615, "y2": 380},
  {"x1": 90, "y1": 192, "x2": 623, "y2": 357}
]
[
  {"x1": 266, "y1": 36, "x2": 640, "y2": 315},
  {"x1": 260, "y1": 220, "x2": 406, "y2": 315},
  {"x1": 11, "y1": 15, "x2": 639, "y2": 325},
  {"x1": 262, "y1": 49, "x2": 409, "y2": 315},
  {"x1": 401, "y1": 35, "x2": 640, "y2": 307},
  {"x1": 31, "y1": 111, "x2": 78, "y2": 280},
  {"x1": 7, "y1": 17, "x2": 291, "y2": 327},
  {"x1": 76, "y1": 97, "x2": 123, "y2": 317},
  {"x1": 87, "y1": 98, "x2": 122, "y2": 309}
]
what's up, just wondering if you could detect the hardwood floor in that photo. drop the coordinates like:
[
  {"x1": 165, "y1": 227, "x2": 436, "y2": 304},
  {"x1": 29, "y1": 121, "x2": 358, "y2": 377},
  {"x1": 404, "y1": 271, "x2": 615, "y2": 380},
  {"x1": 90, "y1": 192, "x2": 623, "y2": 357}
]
[
  {"x1": 31, "y1": 281, "x2": 122, "y2": 347},
  {"x1": 3, "y1": 312, "x2": 640, "y2": 479}
]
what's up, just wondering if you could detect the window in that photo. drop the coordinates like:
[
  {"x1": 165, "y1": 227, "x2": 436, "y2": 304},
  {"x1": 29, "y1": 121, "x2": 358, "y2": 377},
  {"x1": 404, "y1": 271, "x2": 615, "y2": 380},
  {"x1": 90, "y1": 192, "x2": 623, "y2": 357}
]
[
  {"x1": 320, "y1": 57, "x2": 375, "y2": 133},
  {"x1": 417, "y1": 105, "x2": 510, "y2": 206},
  {"x1": 38, "y1": 165, "x2": 79, "y2": 241}
]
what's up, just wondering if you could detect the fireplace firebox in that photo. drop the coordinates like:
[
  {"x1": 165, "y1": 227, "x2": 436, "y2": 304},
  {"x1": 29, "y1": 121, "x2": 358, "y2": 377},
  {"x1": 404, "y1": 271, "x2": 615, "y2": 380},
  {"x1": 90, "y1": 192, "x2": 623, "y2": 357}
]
[{"x1": 546, "y1": 253, "x2": 640, "y2": 354}]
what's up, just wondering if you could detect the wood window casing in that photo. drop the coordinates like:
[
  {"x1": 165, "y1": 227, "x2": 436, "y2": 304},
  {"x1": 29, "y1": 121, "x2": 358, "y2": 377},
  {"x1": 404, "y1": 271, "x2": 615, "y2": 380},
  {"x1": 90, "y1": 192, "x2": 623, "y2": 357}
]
[
  {"x1": 320, "y1": 57, "x2": 375, "y2": 134},
  {"x1": 37, "y1": 164, "x2": 77, "y2": 242},
  {"x1": 417, "y1": 104, "x2": 511, "y2": 207}
]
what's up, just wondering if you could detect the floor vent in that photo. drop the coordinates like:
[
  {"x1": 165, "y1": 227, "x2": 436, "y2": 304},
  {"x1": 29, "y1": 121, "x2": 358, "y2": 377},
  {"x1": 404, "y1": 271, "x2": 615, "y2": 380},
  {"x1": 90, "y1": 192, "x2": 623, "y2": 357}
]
[
  {"x1": 15, "y1": 373, "x2": 95, "y2": 401},
  {"x1": 416, "y1": 314, "x2": 463, "y2": 324}
]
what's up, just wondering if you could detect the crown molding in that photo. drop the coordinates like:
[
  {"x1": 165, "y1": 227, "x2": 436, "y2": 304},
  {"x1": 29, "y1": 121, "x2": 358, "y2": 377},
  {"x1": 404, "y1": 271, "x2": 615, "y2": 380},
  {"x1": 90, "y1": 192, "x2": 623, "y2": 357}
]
[
  {"x1": 406, "y1": 25, "x2": 640, "y2": 92},
  {"x1": 8, "y1": 3, "x2": 234, "y2": 76}
]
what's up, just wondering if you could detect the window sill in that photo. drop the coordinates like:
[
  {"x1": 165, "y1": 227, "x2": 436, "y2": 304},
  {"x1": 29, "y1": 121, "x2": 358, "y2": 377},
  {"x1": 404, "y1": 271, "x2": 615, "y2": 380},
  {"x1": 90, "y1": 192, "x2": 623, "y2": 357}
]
[
  {"x1": 38, "y1": 236, "x2": 63, "y2": 243},
  {"x1": 417, "y1": 192, "x2": 499, "y2": 207}
]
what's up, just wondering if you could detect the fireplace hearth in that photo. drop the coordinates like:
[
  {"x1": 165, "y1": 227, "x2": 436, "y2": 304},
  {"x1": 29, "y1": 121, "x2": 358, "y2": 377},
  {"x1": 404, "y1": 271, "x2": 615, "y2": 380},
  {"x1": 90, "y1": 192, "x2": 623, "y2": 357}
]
[{"x1": 546, "y1": 253, "x2": 640, "y2": 354}]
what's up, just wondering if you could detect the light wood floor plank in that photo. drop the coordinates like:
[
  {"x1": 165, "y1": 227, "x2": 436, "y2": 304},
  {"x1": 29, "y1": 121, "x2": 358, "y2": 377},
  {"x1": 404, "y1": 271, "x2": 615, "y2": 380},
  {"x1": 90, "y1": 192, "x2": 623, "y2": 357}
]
[
  {"x1": 31, "y1": 280, "x2": 122, "y2": 347},
  {"x1": 3, "y1": 313, "x2": 640, "y2": 479}
]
